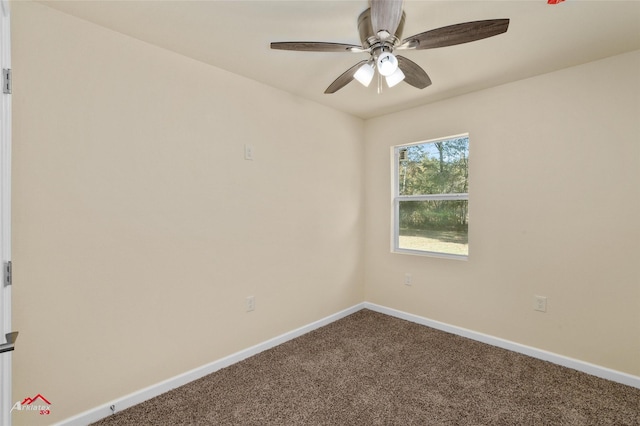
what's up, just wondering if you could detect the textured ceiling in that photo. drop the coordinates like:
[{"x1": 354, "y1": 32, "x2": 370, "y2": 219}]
[{"x1": 37, "y1": 0, "x2": 640, "y2": 119}]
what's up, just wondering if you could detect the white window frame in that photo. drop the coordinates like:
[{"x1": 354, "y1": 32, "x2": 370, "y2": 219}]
[{"x1": 391, "y1": 133, "x2": 469, "y2": 260}]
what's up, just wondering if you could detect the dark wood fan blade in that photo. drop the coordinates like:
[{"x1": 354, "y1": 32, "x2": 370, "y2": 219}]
[
  {"x1": 325, "y1": 60, "x2": 368, "y2": 94},
  {"x1": 398, "y1": 19, "x2": 509, "y2": 50},
  {"x1": 371, "y1": 0, "x2": 404, "y2": 38},
  {"x1": 396, "y1": 56, "x2": 431, "y2": 89},
  {"x1": 270, "y1": 42, "x2": 365, "y2": 53}
]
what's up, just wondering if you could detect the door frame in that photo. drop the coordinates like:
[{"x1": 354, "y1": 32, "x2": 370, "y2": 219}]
[{"x1": 0, "y1": 0, "x2": 12, "y2": 423}]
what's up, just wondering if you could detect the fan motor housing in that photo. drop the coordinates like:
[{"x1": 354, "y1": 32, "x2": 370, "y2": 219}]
[{"x1": 358, "y1": 8, "x2": 405, "y2": 50}]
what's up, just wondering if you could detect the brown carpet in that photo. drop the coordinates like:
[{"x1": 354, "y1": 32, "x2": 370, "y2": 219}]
[{"x1": 93, "y1": 309, "x2": 640, "y2": 425}]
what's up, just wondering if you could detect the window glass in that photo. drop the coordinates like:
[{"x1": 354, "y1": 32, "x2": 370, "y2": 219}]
[{"x1": 393, "y1": 135, "x2": 469, "y2": 259}]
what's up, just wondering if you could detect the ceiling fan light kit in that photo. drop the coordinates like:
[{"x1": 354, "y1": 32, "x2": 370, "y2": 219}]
[
  {"x1": 353, "y1": 62, "x2": 375, "y2": 87},
  {"x1": 271, "y1": 0, "x2": 509, "y2": 94},
  {"x1": 376, "y1": 51, "x2": 398, "y2": 76},
  {"x1": 386, "y1": 67, "x2": 406, "y2": 88}
]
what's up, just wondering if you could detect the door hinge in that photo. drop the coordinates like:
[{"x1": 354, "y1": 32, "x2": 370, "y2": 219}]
[
  {"x1": 2, "y1": 68, "x2": 11, "y2": 94},
  {"x1": 4, "y1": 261, "x2": 11, "y2": 286}
]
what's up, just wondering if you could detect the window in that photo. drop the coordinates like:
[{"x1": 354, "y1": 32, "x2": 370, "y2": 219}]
[{"x1": 392, "y1": 134, "x2": 469, "y2": 259}]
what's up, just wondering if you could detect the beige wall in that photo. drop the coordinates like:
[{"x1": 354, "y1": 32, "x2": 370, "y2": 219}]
[
  {"x1": 11, "y1": 2, "x2": 364, "y2": 424},
  {"x1": 364, "y1": 50, "x2": 640, "y2": 376}
]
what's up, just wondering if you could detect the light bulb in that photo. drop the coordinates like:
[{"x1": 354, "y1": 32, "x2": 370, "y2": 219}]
[
  {"x1": 385, "y1": 67, "x2": 405, "y2": 88},
  {"x1": 353, "y1": 63, "x2": 375, "y2": 87},
  {"x1": 377, "y1": 52, "x2": 398, "y2": 77}
]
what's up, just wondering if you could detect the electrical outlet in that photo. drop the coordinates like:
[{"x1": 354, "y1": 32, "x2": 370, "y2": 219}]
[
  {"x1": 404, "y1": 273, "x2": 412, "y2": 286},
  {"x1": 244, "y1": 144, "x2": 254, "y2": 160},
  {"x1": 246, "y1": 296, "x2": 255, "y2": 312},
  {"x1": 534, "y1": 295, "x2": 547, "y2": 312}
]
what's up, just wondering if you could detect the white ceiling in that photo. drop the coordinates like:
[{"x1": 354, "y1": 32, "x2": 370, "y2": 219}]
[{"x1": 36, "y1": 0, "x2": 640, "y2": 119}]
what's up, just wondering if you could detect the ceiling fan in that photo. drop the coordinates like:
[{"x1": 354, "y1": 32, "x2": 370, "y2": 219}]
[{"x1": 271, "y1": 0, "x2": 509, "y2": 94}]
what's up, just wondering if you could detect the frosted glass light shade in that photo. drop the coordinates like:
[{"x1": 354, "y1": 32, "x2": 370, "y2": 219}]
[
  {"x1": 353, "y1": 63, "x2": 375, "y2": 87},
  {"x1": 376, "y1": 52, "x2": 398, "y2": 77},
  {"x1": 386, "y1": 67, "x2": 405, "y2": 88}
]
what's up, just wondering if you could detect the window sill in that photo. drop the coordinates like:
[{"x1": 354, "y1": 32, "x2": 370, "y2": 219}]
[{"x1": 391, "y1": 248, "x2": 468, "y2": 261}]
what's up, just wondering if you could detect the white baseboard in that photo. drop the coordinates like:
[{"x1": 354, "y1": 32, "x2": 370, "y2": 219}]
[
  {"x1": 364, "y1": 302, "x2": 640, "y2": 389},
  {"x1": 55, "y1": 301, "x2": 639, "y2": 425},
  {"x1": 54, "y1": 303, "x2": 366, "y2": 426}
]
